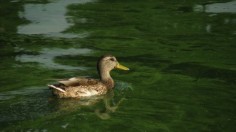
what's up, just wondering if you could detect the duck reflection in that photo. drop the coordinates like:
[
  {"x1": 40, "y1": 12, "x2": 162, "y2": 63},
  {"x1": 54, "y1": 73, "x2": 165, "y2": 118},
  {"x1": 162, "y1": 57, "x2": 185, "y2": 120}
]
[
  {"x1": 95, "y1": 91, "x2": 126, "y2": 120},
  {"x1": 49, "y1": 90, "x2": 126, "y2": 120}
]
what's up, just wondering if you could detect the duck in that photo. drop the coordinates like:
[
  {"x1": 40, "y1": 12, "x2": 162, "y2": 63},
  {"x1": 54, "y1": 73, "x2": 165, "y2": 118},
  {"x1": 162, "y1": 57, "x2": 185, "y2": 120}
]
[{"x1": 48, "y1": 55, "x2": 129, "y2": 98}]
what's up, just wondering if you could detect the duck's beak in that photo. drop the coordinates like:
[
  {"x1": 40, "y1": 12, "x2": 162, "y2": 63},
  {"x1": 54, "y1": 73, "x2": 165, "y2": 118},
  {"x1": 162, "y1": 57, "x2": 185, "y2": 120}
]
[{"x1": 115, "y1": 63, "x2": 129, "y2": 70}]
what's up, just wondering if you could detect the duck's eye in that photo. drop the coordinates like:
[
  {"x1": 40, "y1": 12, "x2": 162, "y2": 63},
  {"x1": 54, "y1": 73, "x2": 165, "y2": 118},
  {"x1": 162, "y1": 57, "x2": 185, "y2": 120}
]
[{"x1": 110, "y1": 58, "x2": 115, "y2": 61}]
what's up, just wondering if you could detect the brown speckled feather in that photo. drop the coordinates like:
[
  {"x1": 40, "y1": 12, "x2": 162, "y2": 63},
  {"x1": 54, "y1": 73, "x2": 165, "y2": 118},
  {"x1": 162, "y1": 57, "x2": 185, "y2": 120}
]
[
  {"x1": 50, "y1": 77, "x2": 108, "y2": 98},
  {"x1": 59, "y1": 77, "x2": 99, "y2": 86}
]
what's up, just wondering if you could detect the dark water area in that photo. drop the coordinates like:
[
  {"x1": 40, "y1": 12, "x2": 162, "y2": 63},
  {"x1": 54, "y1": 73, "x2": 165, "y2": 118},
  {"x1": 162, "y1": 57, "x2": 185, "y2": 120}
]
[{"x1": 0, "y1": 0, "x2": 236, "y2": 131}]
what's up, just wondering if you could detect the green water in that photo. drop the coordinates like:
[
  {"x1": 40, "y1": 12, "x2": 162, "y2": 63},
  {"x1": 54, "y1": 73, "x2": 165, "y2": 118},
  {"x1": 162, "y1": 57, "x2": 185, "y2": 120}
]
[{"x1": 0, "y1": 0, "x2": 236, "y2": 131}]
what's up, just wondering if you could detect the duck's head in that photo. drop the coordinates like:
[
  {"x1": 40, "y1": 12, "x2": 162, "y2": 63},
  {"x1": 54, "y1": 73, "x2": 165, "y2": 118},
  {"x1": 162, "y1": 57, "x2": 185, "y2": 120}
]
[{"x1": 97, "y1": 55, "x2": 129, "y2": 79}]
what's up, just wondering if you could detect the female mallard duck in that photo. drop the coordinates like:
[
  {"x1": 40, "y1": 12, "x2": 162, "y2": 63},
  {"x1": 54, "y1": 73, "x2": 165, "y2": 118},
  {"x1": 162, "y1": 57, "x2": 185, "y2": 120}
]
[{"x1": 48, "y1": 55, "x2": 129, "y2": 98}]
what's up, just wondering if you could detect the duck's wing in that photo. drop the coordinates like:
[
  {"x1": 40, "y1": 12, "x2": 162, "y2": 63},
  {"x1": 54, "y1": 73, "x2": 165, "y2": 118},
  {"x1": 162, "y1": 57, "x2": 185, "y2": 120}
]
[
  {"x1": 48, "y1": 77, "x2": 100, "y2": 93},
  {"x1": 59, "y1": 77, "x2": 99, "y2": 87}
]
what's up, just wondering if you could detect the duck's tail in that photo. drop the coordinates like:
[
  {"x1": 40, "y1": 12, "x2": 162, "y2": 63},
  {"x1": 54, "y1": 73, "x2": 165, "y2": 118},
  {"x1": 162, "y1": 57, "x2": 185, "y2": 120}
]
[{"x1": 48, "y1": 85, "x2": 66, "y2": 93}]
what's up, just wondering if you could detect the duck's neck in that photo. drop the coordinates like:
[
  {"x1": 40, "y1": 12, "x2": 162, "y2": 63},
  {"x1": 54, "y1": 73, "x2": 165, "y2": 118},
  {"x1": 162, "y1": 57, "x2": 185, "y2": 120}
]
[{"x1": 99, "y1": 69, "x2": 114, "y2": 89}]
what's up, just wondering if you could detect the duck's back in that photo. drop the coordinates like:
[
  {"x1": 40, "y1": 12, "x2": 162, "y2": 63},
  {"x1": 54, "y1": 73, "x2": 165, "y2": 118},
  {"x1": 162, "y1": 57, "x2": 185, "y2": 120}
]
[{"x1": 49, "y1": 77, "x2": 108, "y2": 98}]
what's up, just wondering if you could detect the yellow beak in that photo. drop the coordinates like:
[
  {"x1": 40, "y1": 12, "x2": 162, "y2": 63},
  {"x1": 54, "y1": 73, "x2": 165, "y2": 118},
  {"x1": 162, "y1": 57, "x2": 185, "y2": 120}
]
[{"x1": 115, "y1": 63, "x2": 129, "y2": 70}]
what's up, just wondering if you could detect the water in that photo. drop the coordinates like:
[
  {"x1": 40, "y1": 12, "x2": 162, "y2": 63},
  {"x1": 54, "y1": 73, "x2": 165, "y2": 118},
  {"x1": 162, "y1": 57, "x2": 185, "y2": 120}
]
[
  {"x1": 17, "y1": 0, "x2": 94, "y2": 38},
  {"x1": 0, "y1": 0, "x2": 236, "y2": 131},
  {"x1": 15, "y1": 47, "x2": 92, "y2": 70}
]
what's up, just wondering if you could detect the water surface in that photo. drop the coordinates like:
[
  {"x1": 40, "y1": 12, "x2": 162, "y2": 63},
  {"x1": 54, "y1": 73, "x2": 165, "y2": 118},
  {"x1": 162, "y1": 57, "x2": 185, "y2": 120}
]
[
  {"x1": 0, "y1": 0, "x2": 236, "y2": 131},
  {"x1": 17, "y1": 0, "x2": 94, "y2": 38}
]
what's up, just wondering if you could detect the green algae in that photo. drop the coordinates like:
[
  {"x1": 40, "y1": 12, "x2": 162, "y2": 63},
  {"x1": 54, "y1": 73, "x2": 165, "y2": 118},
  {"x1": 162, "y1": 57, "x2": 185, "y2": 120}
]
[{"x1": 0, "y1": 0, "x2": 236, "y2": 131}]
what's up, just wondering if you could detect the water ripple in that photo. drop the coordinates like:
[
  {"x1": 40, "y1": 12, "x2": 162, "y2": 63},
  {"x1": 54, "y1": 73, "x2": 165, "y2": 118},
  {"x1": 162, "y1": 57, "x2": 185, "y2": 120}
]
[{"x1": 15, "y1": 47, "x2": 92, "y2": 70}]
